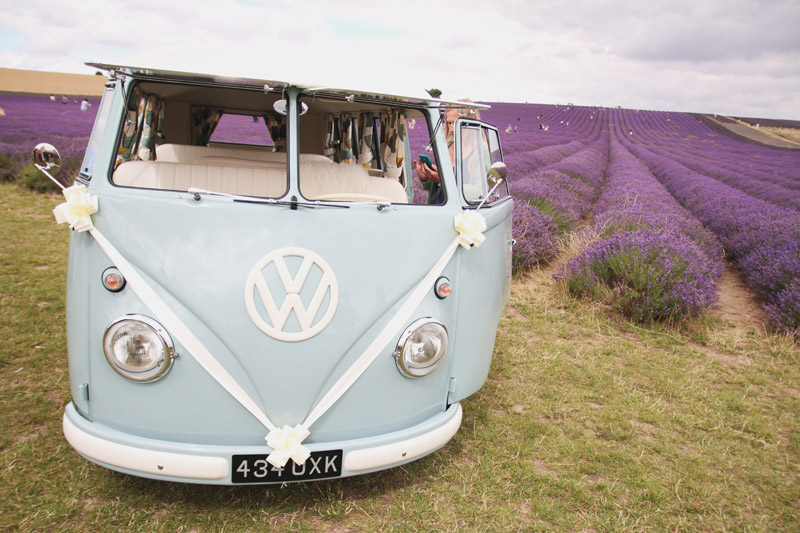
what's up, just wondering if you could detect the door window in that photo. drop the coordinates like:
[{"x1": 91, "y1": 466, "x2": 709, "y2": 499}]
[{"x1": 458, "y1": 121, "x2": 508, "y2": 204}]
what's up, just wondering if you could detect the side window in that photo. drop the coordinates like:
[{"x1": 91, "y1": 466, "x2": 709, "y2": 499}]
[
  {"x1": 458, "y1": 121, "x2": 508, "y2": 204},
  {"x1": 484, "y1": 127, "x2": 509, "y2": 201},
  {"x1": 79, "y1": 85, "x2": 115, "y2": 181},
  {"x1": 460, "y1": 125, "x2": 485, "y2": 202}
]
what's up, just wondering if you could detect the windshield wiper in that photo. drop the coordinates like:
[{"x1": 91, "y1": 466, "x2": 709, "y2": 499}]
[{"x1": 187, "y1": 188, "x2": 349, "y2": 208}]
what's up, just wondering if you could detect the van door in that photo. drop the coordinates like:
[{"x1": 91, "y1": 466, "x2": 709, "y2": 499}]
[{"x1": 449, "y1": 120, "x2": 513, "y2": 402}]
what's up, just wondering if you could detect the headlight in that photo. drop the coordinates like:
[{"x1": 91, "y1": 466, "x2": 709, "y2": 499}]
[
  {"x1": 103, "y1": 315, "x2": 175, "y2": 382},
  {"x1": 394, "y1": 318, "x2": 448, "y2": 378}
]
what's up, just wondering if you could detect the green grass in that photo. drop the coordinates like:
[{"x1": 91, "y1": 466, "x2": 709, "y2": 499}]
[
  {"x1": 2, "y1": 182, "x2": 799, "y2": 531},
  {"x1": 528, "y1": 197, "x2": 573, "y2": 234}
]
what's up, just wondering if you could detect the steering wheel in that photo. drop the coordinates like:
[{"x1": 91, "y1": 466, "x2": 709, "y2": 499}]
[{"x1": 310, "y1": 193, "x2": 392, "y2": 203}]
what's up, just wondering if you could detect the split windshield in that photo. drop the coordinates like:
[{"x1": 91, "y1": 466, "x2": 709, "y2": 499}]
[{"x1": 110, "y1": 81, "x2": 439, "y2": 206}]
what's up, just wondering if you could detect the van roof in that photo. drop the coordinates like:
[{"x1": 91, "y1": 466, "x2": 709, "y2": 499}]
[{"x1": 87, "y1": 62, "x2": 490, "y2": 111}]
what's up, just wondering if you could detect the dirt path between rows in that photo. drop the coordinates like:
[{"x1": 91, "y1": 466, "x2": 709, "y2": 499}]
[
  {"x1": 711, "y1": 260, "x2": 769, "y2": 334},
  {"x1": 513, "y1": 254, "x2": 769, "y2": 337}
]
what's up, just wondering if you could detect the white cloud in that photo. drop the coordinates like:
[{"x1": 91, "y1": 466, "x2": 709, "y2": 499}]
[{"x1": 1, "y1": 0, "x2": 798, "y2": 119}]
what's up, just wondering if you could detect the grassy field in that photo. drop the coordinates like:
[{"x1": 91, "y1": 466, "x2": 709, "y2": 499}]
[{"x1": 1, "y1": 182, "x2": 799, "y2": 532}]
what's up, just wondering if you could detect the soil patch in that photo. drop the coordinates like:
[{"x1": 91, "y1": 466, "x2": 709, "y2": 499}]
[{"x1": 711, "y1": 261, "x2": 769, "y2": 334}]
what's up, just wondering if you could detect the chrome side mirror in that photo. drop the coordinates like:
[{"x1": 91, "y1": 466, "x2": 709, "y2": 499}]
[
  {"x1": 32, "y1": 143, "x2": 66, "y2": 189},
  {"x1": 33, "y1": 143, "x2": 62, "y2": 176},
  {"x1": 486, "y1": 161, "x2": 507, "y2": 190},
  {"x1": 476, "y1": 161, "x2": 508, "y2": 211}
]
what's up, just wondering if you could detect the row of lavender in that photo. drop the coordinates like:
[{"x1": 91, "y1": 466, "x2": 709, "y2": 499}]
[
  {"x1": 617, "y1": 110, "x2": 800, "y2": 210},
  {"x1": 621, "y1": 139, "x2": 800, "y2": 333},
  {"x1": 605, "y1": 108, "x2": 800, "y2": 332},
  {"x1": 554, "y1": 135, "x2": 723, "y2": 322},
  {"x1": 471, "y1": 103, "x2": 727, "y2": 323}
]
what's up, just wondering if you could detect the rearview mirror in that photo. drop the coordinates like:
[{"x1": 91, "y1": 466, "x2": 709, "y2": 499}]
[
  {"x1": 486, "y1": 161, "x2": 507, "y2": 190},
  {"x1": 273, "y1": 99, "x2": 309, "y2": 116},
  {"x1": 33, "y1": 143, "x2": 62, "y2": 176}
]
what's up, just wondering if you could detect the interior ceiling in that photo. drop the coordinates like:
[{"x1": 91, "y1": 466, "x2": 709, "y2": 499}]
[{"x1": 137, "y1": 82, "x2": 426, "y2": 118}]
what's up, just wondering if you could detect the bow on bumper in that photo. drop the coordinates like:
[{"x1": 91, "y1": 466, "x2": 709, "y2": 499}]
[{"x1": 265, "y1": 424, "x2": 311, "y2": 468}]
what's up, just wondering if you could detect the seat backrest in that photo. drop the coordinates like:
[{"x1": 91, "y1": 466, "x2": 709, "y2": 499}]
[
  {"x1": 113, "y1": 159, "x2": 408, "y2": 203},
  {"x1": 156, "y1": 143, "x2": 331, "y2": 164}
]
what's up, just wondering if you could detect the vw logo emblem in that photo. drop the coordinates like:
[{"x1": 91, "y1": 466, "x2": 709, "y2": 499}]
[{"x1": 244, "y1": 247, "x2": 339, "y2": 342}]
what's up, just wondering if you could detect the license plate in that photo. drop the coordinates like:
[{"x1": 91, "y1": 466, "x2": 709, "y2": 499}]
[{"x1": 232, "y1": 450, "x2": 343, "y2": 483}]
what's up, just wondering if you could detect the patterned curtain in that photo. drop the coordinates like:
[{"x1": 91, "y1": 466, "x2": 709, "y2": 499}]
[
  {"x1": 381, "y1": 110, "x2": 406, "y2": 180},
  {"x1": 136, "y1": 95, "x2": 164, "y2": 161},
  {"x1": 116, "y1": 88, "x2": 164, "y2": 165},
  {"x1": 117, "y1": 107, "x2": 139, "y2": 165},
  {"x1": 263, "y1": 113, "x2": 286, "y2": 152},
  {"x1": 351, "y1": 115, "x2": 361, "y2": 164},
  {"x1": 340, "y1": 114, "x2": 354, "y2": 164},
  {"x1": 323, "y1": 114, "x2": 339, "y2": 162},
  {"x1": 191, "y1": 106, "x2": 222, "y2": 146},
  {"x1": 358, "y1": 112, "x2": 376, "y2": 169}
]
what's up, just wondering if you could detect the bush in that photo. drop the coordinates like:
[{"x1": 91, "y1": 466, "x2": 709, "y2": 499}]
[
  {"x1": 18, "y1": 162, "x2": 63, "y2": 193},
  {"x1": 765, "y1": 278, "x2": 800, "y2": 337},
  {"x1": 512, "y1": 201, "x2": 559, "y2": 274},
  {"x1": 0, "y1": 153, "x2": 16, "y2": 183},
  {"x1": 554, "y1": 229, "x2": 721, "y2": 323}
]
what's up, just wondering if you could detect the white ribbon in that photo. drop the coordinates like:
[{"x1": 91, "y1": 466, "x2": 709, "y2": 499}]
[
  {"x1": 53, "y1": 184, "x2": 98, "y2": 232},
  {"x1": 55, "y1": 191, "x2": 486, "y2": 470},
  {"x1": 53, "y1": 190, "x2": 279, "y2": 440},
  {"x1": 454, "y1": 209, "x2": 487, "y2": 249},
  {"x1": 300, "y1": 211, "x2": 487, "y2": 434},
  {"x1": 88, "y1": 228, "x2": 279, "y2": 437},
  {"x1": 265, "y1": 424, "x2": 311, "y2": 468}
]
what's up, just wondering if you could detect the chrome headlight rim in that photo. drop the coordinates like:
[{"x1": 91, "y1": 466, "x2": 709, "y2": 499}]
[
  {"x1": 102, "y1": 314, "x2": 175, "y2": 383},
  {"x1": 393, "y1": 317, "x2": 449, "y2": 378}
]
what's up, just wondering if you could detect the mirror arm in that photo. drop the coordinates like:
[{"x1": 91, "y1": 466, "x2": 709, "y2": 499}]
[
  {"x1": 475, "y1": 180, "x2": 504, "y2": 211},
  {"x1": 34, "y1": 164, "x2": 66, "y2": 191},
  {"x1": 32, "y1": 143, "x2": 65, "y2": 190}
]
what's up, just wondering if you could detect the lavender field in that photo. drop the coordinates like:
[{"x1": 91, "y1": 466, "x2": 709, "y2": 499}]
[
  {"x1": 3, "y1": 91, "x2": 799, "y2": 335},
  {"x1": 0, "y1": 93, "x2": 100, "y2": 175},
  {"x1": 414, "y1": 102, "x2": 799, "y2": 335}
]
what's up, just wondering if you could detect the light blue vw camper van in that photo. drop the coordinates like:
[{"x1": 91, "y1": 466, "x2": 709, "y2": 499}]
[{"x1": 37, "y1": 63, "x2": 513, "y2": 484}]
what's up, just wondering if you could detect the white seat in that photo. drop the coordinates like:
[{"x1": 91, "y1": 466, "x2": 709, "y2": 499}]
[
  {"x1": 156, "y1": 143, "x2": 331, "y2": 165},
  {"x1": 113, "y1": 161, "x2": 287, "y2": 198},
  {"x1": 113, "y1": 160, "x2": 408, "y2": 203}
]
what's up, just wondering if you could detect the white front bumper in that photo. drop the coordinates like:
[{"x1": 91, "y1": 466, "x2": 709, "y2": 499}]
[{"x1": 63, "y1": 402, "x2": 463, "y2": 483}]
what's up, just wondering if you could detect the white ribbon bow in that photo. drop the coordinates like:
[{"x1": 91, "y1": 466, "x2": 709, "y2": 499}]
[
  {"x1": 265, "y1": 424, "x2": 311, "y2": 468},
  {"x1": 454, "y1": 210, "x2": 487, "y2": 249},
  {"x1": 53, "y1": 184, "x2": 98, "y2": 232}
]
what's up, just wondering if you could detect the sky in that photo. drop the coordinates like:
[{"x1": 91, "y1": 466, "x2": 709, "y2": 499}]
[{"x1": 1, "y1": 0, "x2": 799, "y2": 120}]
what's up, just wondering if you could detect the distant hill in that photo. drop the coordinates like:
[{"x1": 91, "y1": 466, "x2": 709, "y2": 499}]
[
  {"x1": 0, "y1": 67, "x2": 106, "y2": 96},
  {"x1": 697, "y1": 114, "x2": 800, "y2": 150}
]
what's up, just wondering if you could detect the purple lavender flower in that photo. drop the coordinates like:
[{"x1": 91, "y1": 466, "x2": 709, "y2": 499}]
[
  {"x1": 512, "y1": 200, "x2": 559, "y2": 273},
  {"x1": 555, "y1": 229, "x2": 720, "y2": 322}
]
